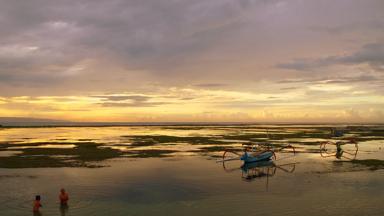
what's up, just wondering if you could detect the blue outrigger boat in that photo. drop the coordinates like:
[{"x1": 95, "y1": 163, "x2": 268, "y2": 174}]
[
  {"x1": 240, "y1": 150, "x2": 275, "y2": 163},
  {"x1": 218, "y1": 143, "x2": 295, "y2": 164},
  {"x1": 221, "y1": 149, "x2": 296, "y2": 189}
]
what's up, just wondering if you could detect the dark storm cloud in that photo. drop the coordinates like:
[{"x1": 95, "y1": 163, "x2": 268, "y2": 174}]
[{"x1": 277, "y1": 43, "x2": 384, "y2": 71}]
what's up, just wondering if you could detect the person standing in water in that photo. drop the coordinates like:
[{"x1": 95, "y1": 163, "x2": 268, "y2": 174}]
[
  {"x1": 59, "y1": 189, "x2": 69, "y2": 205},
  {"x1": 59, "y1": 189, "x2": 69, "y2": 216},
  {"x1": 33, "y1": 195, "x2": 42, "y2": 214}
]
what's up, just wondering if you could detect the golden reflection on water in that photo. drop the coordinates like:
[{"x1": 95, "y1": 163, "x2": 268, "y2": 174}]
[
  {"x1": 0, "y1": 124, "x2": 383, "y2": 215},
  {"x1": 0, "y1": 126, "x2": 226, "y2": 142},
  {"x1": 0, "y1": 157, "x2": 383, "y2": 216},
  {"x1": 7, "y1": 145, "x2": 77, "y2": 149}
]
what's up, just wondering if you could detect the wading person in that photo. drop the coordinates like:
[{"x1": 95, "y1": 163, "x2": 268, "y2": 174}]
[
  {"x1": 59, "y1": 188, "x2": 69, "y2": 205},
  {"x1": 33, "y1": 195, "x2": 42, "y2": 213}
]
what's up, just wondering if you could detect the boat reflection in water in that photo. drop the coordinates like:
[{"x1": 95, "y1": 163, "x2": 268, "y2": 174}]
[{"x1": 223, "y1": 160, "x2": 296, "y2": 190}]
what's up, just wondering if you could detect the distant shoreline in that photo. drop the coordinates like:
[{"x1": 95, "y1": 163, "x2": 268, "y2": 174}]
[
  {"x1": 1, "y1": 117, "x2": 383, "y2": 128},
  {"x1": 1, "y1": 122, "x2": 383, "y2": 128}
]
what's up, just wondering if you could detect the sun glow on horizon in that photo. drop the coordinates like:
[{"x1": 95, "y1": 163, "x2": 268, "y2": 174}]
[{"x1": 1, "y1": 85, "x2": 383, "y2": 123}]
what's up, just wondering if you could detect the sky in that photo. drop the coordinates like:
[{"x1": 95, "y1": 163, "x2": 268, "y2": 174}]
[{"x1": 0, "y1": 0, "x2": 383, "y2": 123}]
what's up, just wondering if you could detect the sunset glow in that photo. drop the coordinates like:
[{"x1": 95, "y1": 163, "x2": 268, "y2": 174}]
[{"x1": 0, "y1": 0, "x2": 383, "y2": 123}]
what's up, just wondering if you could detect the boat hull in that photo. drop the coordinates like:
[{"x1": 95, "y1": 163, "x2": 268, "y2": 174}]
[{"x1": 240, "y1": 151, "x2": 274, "y2": 163}]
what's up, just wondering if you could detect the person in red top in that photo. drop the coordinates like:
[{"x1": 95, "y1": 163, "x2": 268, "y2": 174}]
[
  {"x1": 59, "y1": 188, "x2": 69, "y2": 205},
  {"x1": 33, "y1": 195, "x2": 42, "y2": 212}
]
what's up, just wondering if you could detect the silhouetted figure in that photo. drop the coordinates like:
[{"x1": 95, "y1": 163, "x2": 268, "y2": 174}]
[
  {"x1": 59, "y1": 189, "x2": 69, "y2": 216},
  {"x1": 59, "y1": 188, "x2": 69, "y2": 205},
  {"x1": 335, "y1": 142, "x2": 343, "y2": 159},
  {"x1": 33, "y1": 195, "x2": 42, "y2": 214}
]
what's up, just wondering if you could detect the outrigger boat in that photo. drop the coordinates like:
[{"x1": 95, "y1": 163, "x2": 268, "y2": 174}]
[
  {"x1": 240, "y1": 150, "x2": 275, "y2": 163},
  {"x1": 218, "y1": 143, "x2": 296, "y2": 164},
  {"x1": 320, "y1": 137, "x2": 358, "y2": 160},
  {"x1": 320, "y1": 129, "x2": 359, "y2": 160},
  {"x1": 220, "y1": 145, "x2": 297, "y2": 190}
]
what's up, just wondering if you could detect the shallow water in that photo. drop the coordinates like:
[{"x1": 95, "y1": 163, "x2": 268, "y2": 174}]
[{"x1": 0, "y1": 125, "x2": 383, "y2": 215}]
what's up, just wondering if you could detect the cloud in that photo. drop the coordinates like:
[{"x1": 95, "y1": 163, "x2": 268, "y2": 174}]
[
  {"x1": 277, "y1": 43, "x2": 384, "y2": 71},
  {"x1": 92, "y1": 95, "x2": 151, "y2": 102},
  {"x1": 308, "y1": 20, "x2": 384, "y2": 35},
  {"x1": 0, "y1": 0, "x2": 294, "y2": 93},
  {"x1": 0, "y1": 0, "x2": 266, "y2": 68},
  {"x1": 339, "y1": 43, "x2": 384, "y2": 70},
  {"x1": 179, "y1": 97, "x2": 197, "y2": 101},
  {"x1": 0, "y1": 0, "x2": 382, "y2": 94},
  {"x1": 279, "y1": 87, "x2": 298, "y2": 91},
  {"x1": 320, "y1": 75, "x2": 380, "y2": 84},
  {"x1": 99, "y1": 101, "x2": 167, "y2": 107},
  {"x1": 92, "y1": 94, "x2": 169, "y2": 107},
  {"x1": 278, "y1": 75, "x2": 382, "y2": 84},
  {"x1": 0, "y1": 0, "x2": 384, "y2": 123},
  {"x1": 193, "y1": 83, "x2": 228, "y2": 88}
]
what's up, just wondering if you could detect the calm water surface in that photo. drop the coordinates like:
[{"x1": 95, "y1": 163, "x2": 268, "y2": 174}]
[{"x1": 0, "y1": 125, "x2": 383, "y2": 216}]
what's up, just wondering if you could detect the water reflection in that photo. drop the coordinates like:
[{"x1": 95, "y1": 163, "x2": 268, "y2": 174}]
[
  {"x1": 0, "y1": 155, "x2": 383, "y2": 216},
  {"x1": 223, "y1": 160, "x2": 296, "y2": 190},
  {"x1": 33, "y1": 211, "x2": 42, "y2": 216},
  {"x1": 241, "y1": 161, "x2": 276, "y2": 182},
  {"x1": 60, "y1": 204, "x2": 69, "y2": 216}
]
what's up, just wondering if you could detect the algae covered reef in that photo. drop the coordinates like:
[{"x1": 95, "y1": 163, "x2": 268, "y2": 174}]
[{"x1": 0, "y1": 124, "x2": 383, "y2": 169}]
